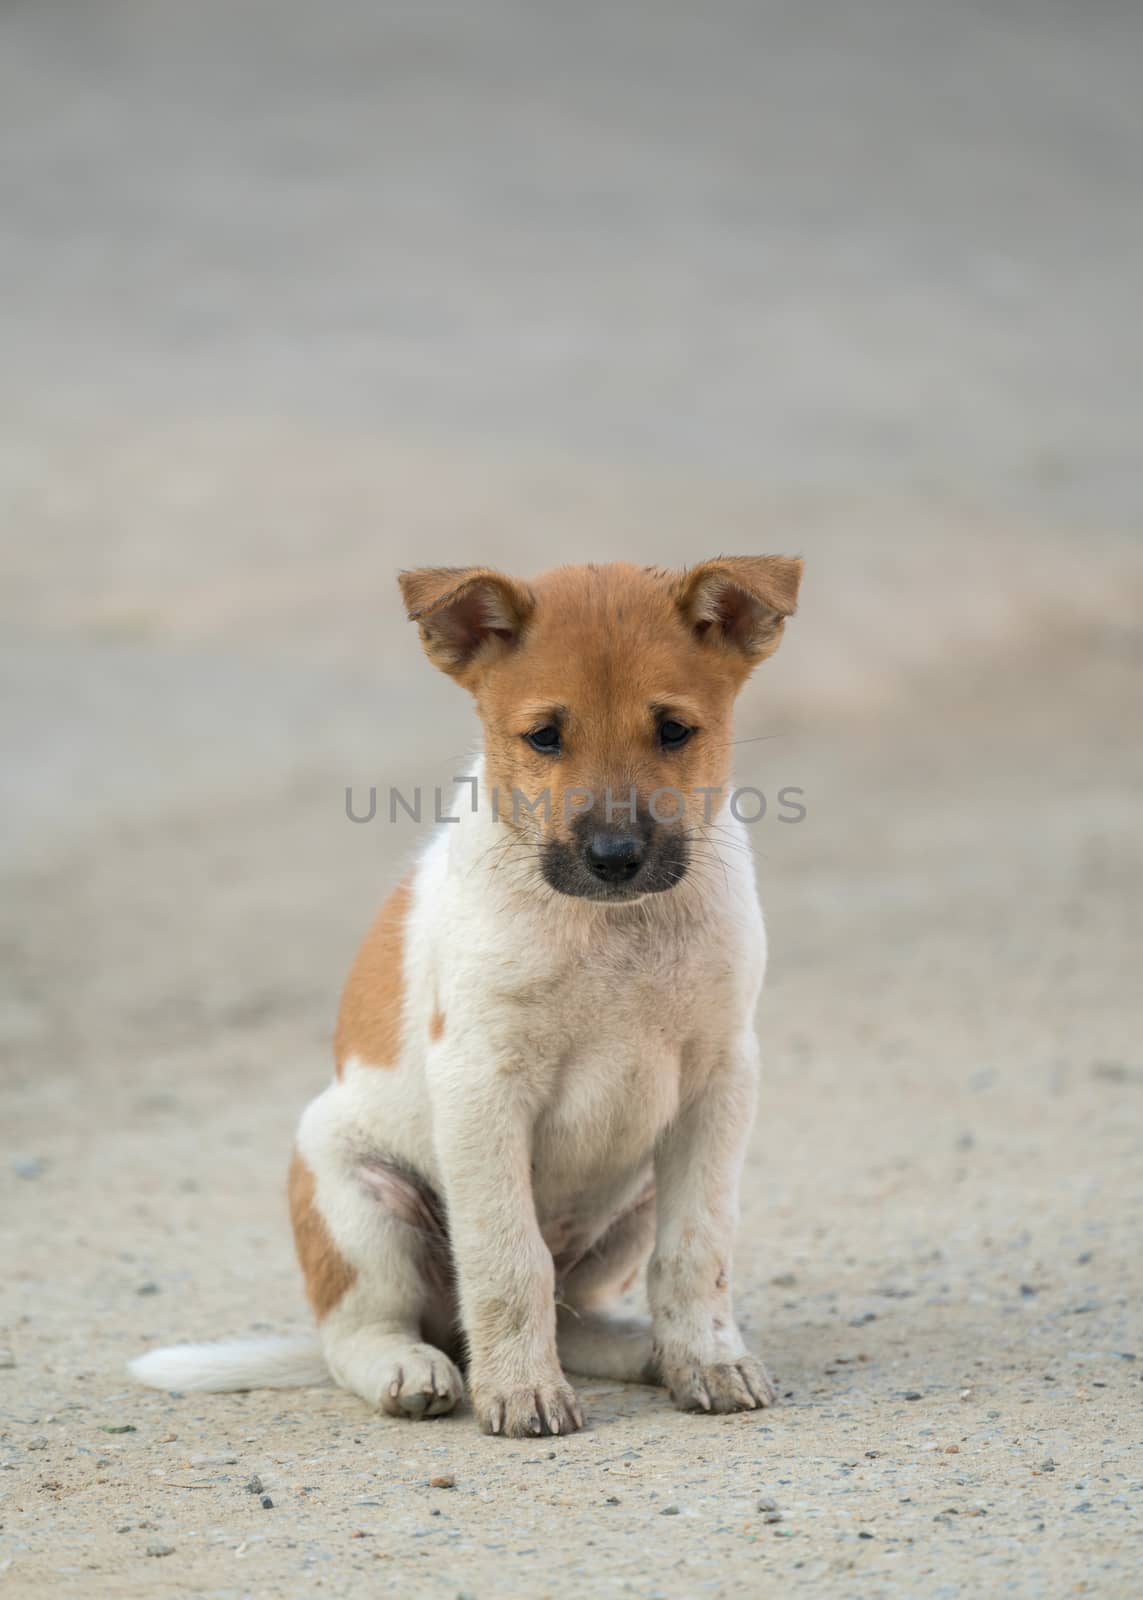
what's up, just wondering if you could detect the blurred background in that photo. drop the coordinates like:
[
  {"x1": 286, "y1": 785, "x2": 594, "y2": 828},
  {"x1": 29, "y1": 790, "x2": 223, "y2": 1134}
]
[{"x1": 1, "y1": 3, "x2": 1140, "y2": 1594}]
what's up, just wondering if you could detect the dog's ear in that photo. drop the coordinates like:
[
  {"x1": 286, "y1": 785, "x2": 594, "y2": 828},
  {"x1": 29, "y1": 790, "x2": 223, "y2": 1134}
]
[
  {"x1": 398, "y1": 567, "x2": 535, "y2": 678},
  {"x1": 676, "y1": 556, "x2": 803, "y2": 663}
]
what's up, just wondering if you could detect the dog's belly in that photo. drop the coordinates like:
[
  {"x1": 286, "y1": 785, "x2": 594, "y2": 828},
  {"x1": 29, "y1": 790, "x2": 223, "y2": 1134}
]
[
  {"x1": 527, "y1": 1029, "x2": 682, "y2": 1266},
  {"x1": 533, "y1": 1168, "x2": 655, "y2": 1281},
  {"x1": 538, "y1": 1170, "x2": 655, "y2": 1282}
]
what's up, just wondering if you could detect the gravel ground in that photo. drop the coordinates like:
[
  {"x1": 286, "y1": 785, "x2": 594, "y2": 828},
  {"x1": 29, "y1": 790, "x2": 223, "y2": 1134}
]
[{"x1": 2, "y1": 4, "x2": 1142, "y2": 1597}]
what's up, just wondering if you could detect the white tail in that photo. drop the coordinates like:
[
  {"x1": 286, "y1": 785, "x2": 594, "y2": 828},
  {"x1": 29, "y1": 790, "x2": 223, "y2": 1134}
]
[{"x1": 129, "y1": 1335, "x2": 328, "y2": 1393}]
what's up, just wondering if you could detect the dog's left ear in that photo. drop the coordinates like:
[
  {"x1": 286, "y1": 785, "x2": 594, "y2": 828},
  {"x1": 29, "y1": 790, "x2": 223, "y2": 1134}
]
[
  {"x1": 398, "y1": 566, "x2": 535, "y2": 680},
  {"x1": 677, "y1": 555, "x2": 803, "y2": 663}
]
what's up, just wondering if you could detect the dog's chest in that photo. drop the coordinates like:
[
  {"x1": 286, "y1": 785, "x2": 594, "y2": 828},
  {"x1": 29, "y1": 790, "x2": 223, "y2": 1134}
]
[
  {"x1": 524, "y1": 924, "x2": 738, "y2": 1191},
  {"x1": 435, "y1": 818, "x2": 764, "y2": 1219}
]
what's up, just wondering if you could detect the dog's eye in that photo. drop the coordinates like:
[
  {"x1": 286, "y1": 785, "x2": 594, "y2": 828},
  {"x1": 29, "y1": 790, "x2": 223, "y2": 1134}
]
[
  {"x1": 659, "y1": 720, "x2": 693, "y2": 751},
  {"x1": 525, "y1": 725, "x2": 562, "y2": 754}
]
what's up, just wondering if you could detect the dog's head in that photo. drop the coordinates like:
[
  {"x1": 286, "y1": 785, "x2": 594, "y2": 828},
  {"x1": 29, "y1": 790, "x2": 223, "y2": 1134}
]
[{"x1": 399, "y1": 559, "x2": 802, "y2": 901}]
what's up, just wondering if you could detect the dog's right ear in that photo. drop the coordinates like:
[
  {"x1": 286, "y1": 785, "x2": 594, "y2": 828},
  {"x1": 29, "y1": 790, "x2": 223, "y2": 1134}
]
[{"x1": 398, "y1": 567, "x2": 535, "y2": 680}]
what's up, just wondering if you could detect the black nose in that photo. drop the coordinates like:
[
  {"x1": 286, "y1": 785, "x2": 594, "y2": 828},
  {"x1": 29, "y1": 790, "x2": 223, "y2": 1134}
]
[{"x1": 585, "y1": 832, "x2": 645, "y2": 883}]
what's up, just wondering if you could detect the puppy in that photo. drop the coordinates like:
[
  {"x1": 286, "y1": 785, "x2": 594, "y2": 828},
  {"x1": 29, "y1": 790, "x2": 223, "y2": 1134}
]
[{"x1": 132, "y1": 557, "x2": 802, "y2": 1436}]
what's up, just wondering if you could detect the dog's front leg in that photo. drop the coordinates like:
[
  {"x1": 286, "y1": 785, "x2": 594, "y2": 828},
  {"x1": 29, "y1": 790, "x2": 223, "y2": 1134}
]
[
  {"x1": 433, "y1": 1050, "x2": 583, "y2": 1438},
  {"x1": 648, "y1": 1034, "x2": 776, "y2": 1413}
]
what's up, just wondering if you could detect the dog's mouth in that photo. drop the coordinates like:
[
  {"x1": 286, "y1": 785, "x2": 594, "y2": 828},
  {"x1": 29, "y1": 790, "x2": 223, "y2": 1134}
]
[{"x1": 539, "y1": 830, "x2": 690, "y2": 901}]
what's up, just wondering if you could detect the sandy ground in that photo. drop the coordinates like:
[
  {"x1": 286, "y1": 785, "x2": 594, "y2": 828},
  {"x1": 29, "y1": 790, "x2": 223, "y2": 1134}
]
[{"x1": 2, "y1": 4, "x2": 1142, "y2": 1597}]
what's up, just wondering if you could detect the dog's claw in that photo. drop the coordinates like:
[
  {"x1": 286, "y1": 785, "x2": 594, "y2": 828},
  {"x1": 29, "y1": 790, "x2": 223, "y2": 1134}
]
[
  {"x1": 377, "y1": 1348, "x2": 463, "y2": 1420},
  {"x1": 661, "y1": 1353, "x2": 776, "y2": 1415},
  {"x1": 476, "y1": 1379, "x2": 585, "y2": 1439}
]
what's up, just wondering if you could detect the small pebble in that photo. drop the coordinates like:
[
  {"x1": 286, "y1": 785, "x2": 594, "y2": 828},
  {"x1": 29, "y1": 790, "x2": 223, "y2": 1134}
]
[
  {"x1": 190, "y1": 1453, "x2": 236, "y2": 1466},
  {"x1": 26, "y1": 1436, "x2": 48, "y2": 1451},
  {"x1": 146, "y1": 1543, "x2": 175, "y2": 1558},
  {"x1": 430, "y1": 1508, "x2": 441, "y2": 1517},
  {"x1": 13, "y1": 1158, "x2": 46, "y2": 1180},
  {"x1": 102, "y1": 1425, "x2": 136, "y2": 1435},
  {"x1": 1041, "y1": 1458, "x2": 1056, "y2": 1472},
  {"x1": 865, "y1": 1450, "x2": 880, "y2": 1459},
  {"x1": 136, "y1": 1282, "x2": 161, "y2": 1296},
  {"x1": 770, "y1": 1272, "x2": 797, "y2": 1288},
  {"x1": 261, "y1": 1495, "x2": 274, "y2": 1509},
  {"x1": 762, "y1": 1510, "x2": 783, "y2": 1525},
  {"x1": 660, "y1": 1505, "x2": 681, "y2": 1516},
  {"x1": 858, "y1": 1530, "x2": 874, "y2": 1540},
  {"x1": 245, "y1": 1475, "x2": 264, "y2": 1495},
  {"x1": 605, "y1": 1495, "x2": 620, "y2": 1505},
  {"x1": 0, "y1": 1350, "x2": 15, "y2": 1370},
  {"x1": 903, "y1": 1391, "x2": 923, "y2": 1402},
  {"x1": 429, "y1": 1474, "x2": 456, "y2": 1490},
  {"x1": 757, "y1": 1497, "x2": 778, "y2": 1512}
]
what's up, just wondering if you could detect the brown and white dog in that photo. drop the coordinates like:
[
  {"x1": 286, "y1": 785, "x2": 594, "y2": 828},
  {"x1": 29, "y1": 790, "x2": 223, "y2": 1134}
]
[{"x1": 132, "y1": 557, "x2": 802, "y2": 1436}]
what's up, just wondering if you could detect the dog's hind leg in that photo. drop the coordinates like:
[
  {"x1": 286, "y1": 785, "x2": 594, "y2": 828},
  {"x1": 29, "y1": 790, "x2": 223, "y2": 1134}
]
[
  {"x1": 292, "y1": 1095, "x2": 462, "y2": 1420},
  {"x1": 556, "y1": 1189, "x2": 659, "y2": 1385},
  {"x1": 556, "y1": 1309, "x2": 657, "y2": 1384}
]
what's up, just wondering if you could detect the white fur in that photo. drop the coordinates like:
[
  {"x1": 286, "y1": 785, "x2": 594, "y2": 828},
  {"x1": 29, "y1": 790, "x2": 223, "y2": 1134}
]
[
  {"x1": 129, "y1": 1336, "x2": 327, "y2": 1392},
  {"x1": 133, "y1": 758, "x2": 775, "y2": 1430}
]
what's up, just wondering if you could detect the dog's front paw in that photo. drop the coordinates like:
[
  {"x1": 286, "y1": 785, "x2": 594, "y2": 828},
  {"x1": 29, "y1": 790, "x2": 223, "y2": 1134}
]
[
  {"x1": 659, "y1": 1351, "x2": 776, "y2": 1413},
  {"x1": 473, "y1": 1376, "x2": 585, "y2": 1437}
]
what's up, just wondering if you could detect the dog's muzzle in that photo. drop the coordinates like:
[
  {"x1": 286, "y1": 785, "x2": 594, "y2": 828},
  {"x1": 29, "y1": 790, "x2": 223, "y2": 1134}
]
[{"x1": 540, "y1": 815, "x2": 689, "y2": 900}]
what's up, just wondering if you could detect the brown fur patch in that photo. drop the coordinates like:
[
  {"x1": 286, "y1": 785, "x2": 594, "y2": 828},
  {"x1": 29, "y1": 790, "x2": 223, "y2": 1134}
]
[
  {"x1": 334, "y1": 874, "x2": 413, "y2": 1072},
  {"x1": 428, "y1": 1003, "x2": 446, "y2": 1042},
  {"x1": 470, "y1": 564, "x2": 772, "y2": 836},
  {"x1": 396, "y1": 560, "x2": 804, "y2": 846},
  {"x1": 288, "y1": 1150, "x2": 356, "y2": 1321}
]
